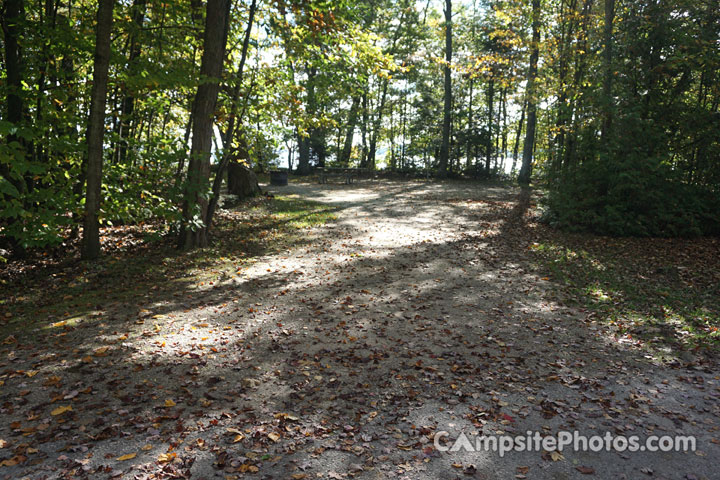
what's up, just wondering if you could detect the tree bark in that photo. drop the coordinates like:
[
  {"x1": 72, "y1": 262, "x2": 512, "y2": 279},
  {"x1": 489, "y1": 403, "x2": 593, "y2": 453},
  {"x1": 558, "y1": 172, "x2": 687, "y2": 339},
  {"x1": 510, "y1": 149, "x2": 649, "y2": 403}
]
[
  {"x1": 518, "y1": 0, "x2": 540, "y2": 186},
  {"x1": 600, "y1": 0, "x2": 615, "y2": 142},
  {"x1": 81, "y1": 0, "x2": 114, "y2": 260},
  {"x1": 179, "y1": 0, "x2": 231, "y2": 250},
  {"x1": 206, "y1": 0, "x2": 257, "y2": 231},
  {"x1": 115, "y1": 0, "x2": 147, "y2": 165},
  {"x1": 367, "y1": 80, "x2": 389, "y2": 169},
  {"x1": 296, "y1": 66, "x2": 316, "y2": 175},
  {"x1": 340, "y1": 96, "x2": 360, "y2": 166},
  {"x1": 437, "y1": 0, "x2": 452, "y2": 178},
  {"x1": 485, "y1": 78, "x2": 494, "y2": 175},
  {"x1": 1, "y1": 0, "x2": 27, "y2": 194},
  {"x1": 511, "y1": 97, "x2": 526, "y2": 175}
]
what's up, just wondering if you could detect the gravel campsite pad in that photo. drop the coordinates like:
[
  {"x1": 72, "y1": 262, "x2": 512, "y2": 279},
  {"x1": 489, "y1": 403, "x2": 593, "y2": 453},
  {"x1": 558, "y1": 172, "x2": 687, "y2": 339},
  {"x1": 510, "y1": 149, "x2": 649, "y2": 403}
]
[{"x1": 1, "y1": 181, "x2": 718, "y2": 479}]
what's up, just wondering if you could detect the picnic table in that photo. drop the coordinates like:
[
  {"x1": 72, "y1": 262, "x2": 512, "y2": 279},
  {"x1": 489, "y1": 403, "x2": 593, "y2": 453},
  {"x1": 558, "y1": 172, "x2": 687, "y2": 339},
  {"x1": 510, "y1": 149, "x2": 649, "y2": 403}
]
[{"x1": 317, "y1": 167, "x2": 367, "y2": 184}]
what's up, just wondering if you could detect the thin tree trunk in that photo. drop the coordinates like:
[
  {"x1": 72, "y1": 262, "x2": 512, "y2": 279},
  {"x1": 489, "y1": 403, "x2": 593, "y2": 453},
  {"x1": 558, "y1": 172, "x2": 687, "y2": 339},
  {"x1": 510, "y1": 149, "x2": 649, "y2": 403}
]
[
  {"x1": 518, "y1": 0, "x2": 541, "y2": 186},
  {"x1": 485, "y1": 78, "x2": 494, "y2": 175},
  {"x1": 501, "y1": 87, "x2": 508, "y2": 174},
  {"x1": 115, "y1": 0, "x2": 147, "y2": 165},
  {"x1": 438, "y1": 0, "x2": 452, "y2": 178},
  {"x1": 367, "y1": 79, "x2": 389, "y2": 169},
  {"x1": 297, "y1": 66, "x2": 316, "y2": 175},
  {"x1": 340, "y1": 96, "x2": 360, "y2": 166},
  {"x1": 206, "y1": 0, "x2": 257, "y2": 231},
  {"x1": 0, "y1": 0, "x2": 29, "y2": 255},
  {"x1": 360, "y1": 88, "x2": 368, "y2": 167},
  {"x1": 179, "y1": 0, "x2": 231, "y2": 249},
  {"x1": 600, "y1": 0, "x2": 615, "y2": 142},
  {"x1": 82, "y1": 0, "x2": 114, "y2": 260},
  {"x1": 511, "y1": 97, "x2": 526, "y2": 175},
  {"x1": 400, "y1": 81, "x2": 408, "y2": 170},
  {"x1": 467, "y1": 76, "x2": 474, "y2": 170}
]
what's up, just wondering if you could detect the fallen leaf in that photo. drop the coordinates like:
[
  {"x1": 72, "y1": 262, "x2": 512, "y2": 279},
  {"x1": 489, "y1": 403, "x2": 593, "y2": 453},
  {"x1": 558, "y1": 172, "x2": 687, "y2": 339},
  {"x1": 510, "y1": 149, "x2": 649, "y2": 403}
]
[
  {"x1": 51, "y1": 405, "x2": 73, "y2": 416},
  {"x1": 94, "y1": 346, "x2": 110, "y2": 356},
  {"x1": 164, "y1": 399, "x2": 176, "y2": 407},
  {"x1": 117, "y1": 453, "x2": 137, "y2": 461},
  {"x1": 549, "y1": 451, "x2": 564, "y2": 462},
  {"x1": 158, "y1": 452, "x2": 177, "y2": 463},
  {"x1": 0, "y1": 455, "x2": 26, "y2": 466}
]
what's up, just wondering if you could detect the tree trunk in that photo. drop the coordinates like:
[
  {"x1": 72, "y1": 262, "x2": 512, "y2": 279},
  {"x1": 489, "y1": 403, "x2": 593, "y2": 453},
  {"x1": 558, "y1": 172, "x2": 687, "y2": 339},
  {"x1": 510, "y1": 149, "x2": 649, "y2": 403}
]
[
  {"x1": 367, "y1": 79, "x2": 389, "y2": 170},
  {"x1": 81, "y1": 0, "x2": 114, "y2": 260},
  {"x1": 500, "y1": 87, "x2": 508, "y2": 173},
  {"x1": 518, "y1": 0, "x2": 541, "y2": 186},
  {"x1": 115, "y1": 0, "x2": 147, "y2": 165},
  {"x1": 340, "y1": 96, "x2": 360, "y2": 166},
  {"x1": 467, "y1": 76, "x2": 474, "y2": 170},
  {"x1": 179, "y1": 0, "x2": 231, "y2": 250},
  {"x1": 360, "y1": 89, "x2": 368, "y2": 167},
  {"x1": 206, "y1": 0, "x2": 257, "y2": 231},
  {"x1": 297, "y1": 66, "x2": 316, "y2": 175},
  {"x1": 600, "y1": 0, "x2": 615, "y2": 142},
  {"x1": 485, "y1": 78, "x2": 494, "y2": 175},
  {"x1": 0, "y1": 0, "x2": 29, "y2": 255},
  {"x1": 511, "y1": 97, "x2": 526, "y2": 175},
  {"x1": 1, "y1": 0, "x2": 27, "y2": 193},
  {"x1": 437, "y1": 0, "x2": 452, "y2": 178}
]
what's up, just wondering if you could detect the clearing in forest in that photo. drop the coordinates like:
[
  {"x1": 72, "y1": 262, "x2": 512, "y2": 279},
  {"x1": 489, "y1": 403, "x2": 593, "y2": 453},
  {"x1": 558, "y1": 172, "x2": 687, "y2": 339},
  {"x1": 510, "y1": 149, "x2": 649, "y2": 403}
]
[{"x1": 1, "y1": 180, "x2": 718, "y2": 479}]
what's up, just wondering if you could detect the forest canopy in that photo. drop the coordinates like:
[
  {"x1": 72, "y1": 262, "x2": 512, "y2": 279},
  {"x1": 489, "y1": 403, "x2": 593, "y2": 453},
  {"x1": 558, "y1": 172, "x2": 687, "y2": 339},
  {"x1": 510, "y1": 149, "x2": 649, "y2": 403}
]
[{"x1": 1, "y1": 0, "x2": 718, "y2": 260}]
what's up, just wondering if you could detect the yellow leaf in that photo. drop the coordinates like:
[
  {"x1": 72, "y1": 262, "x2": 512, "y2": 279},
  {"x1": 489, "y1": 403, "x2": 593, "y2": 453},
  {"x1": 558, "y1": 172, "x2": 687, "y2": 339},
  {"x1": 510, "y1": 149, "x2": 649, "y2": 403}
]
[
  {"x1": 268, "y1": 432, "x2": 281, "y2": 442},
  {"x1": 117, "y1": 453, "x2": 137, "y2": 461},
  {"x1": 25, "y1": 370, "x2": 38, "y2": 377},
  {"x1": 164, "y1": 399, "x2": 176, "y2": 407},
  {"x1": 51, "y1": 405, "x2": 72, "y2": 416},
  {"x1": 52, "y1": 320, "x2": 68, "y2": 328},
  {"x1": 233, "y1": 434, "x2": 245, "y2": 443},
  {"x1": 94, "y1": 346, "x2": 110, "y2": 357},
  {"x1": 550, "y1": 451, "x2": 564, "y2": 462},
  {"x1": 141, "y1": 444, "x2": 153, "y2": 451},
  {"x1": 158, "y1": 452, "x2": 177, "y2": 463},
  {"x1": 0, "y1": 455, "x2": 25, "y2": 467}
]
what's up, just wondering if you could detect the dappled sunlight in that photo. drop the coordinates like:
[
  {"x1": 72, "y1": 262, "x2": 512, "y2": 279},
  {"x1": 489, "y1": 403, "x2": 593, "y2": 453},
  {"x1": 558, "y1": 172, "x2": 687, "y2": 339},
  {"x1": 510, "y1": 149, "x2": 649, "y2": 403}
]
[{"x1": 1, "y1": 181, "x2": 718, "y2": 479}]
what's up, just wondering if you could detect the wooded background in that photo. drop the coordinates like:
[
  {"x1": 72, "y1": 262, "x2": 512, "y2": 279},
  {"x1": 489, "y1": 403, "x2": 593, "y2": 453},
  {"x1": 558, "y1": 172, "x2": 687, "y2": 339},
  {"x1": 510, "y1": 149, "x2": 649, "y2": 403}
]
[{"x1": 1, "y1": 0, "x2": 718, "y2": 259}]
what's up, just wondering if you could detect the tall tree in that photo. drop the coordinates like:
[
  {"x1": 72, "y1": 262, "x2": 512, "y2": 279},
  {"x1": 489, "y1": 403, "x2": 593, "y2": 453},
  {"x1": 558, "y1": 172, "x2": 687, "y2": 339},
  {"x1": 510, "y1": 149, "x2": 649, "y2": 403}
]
[
  {"x1": 518, "y1": 0, "x2": 540, "y2": 186},
  {"x1": 600, "y1": 0, "x2": 615, "y2": 142},
  {"x1": 82, "y1": 0, "x2": 114, "y2": 260},
  {"x1": 437, "y1": 0, "x2": 452, "y2": 178},
  {"x1": 179, "y1": 0, "x2": 231, "y2": 249},
  {"x1": 206, "y1": 0, "x2": 258, "y2": 230},
  {"x1": 114, "y1": 0, "x2": 148, "y2": 165},
  {"x1": 1, "y1": 0, "x2": 28, "y2": 255}
]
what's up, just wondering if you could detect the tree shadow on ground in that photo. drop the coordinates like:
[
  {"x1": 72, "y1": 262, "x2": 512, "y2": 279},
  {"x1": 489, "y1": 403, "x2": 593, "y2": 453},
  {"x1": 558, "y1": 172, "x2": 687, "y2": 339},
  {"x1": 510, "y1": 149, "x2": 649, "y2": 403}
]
[{"x1": 0, "y1": 181, "x2": 717, "y2": 479}]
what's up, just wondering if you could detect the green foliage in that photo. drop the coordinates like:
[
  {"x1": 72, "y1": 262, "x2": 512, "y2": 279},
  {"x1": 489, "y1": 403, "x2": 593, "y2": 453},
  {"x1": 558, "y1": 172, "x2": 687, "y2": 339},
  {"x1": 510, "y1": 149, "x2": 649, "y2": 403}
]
[{"x1": 544, "y1": 156, "x2": 720, "y2": 237}]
